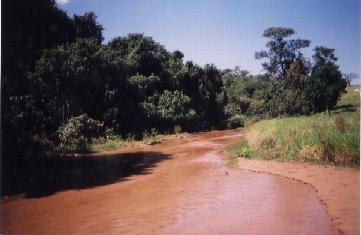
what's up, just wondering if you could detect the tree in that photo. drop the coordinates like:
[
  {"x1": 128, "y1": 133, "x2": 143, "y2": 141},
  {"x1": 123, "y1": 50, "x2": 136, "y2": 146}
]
[
  {"x1": 310, "y1": 46, "x2": 346, "y2": 114},
  {"x1": 141, "y1": 90, "x2": 196, "y2": 130},
  {"x1": 312, "y1": 46, "x2": 337, "y2": 65},
  {"x1": 2, "y1": 0, "x2": 75, "y2": 97},
  {"x1": 343, "y1": 73, "x2": 359, "y2": 87},
  {"x1": 283, "y1": 53, "x2": 312, "y2": 114},
  {"x1": 157, "y1": 90, "x2": 194, "y2": 122},
  {"x1": 108, "y1": 34, "x2": 170, "y2": 77},
  {"x1": 2, "y1": 0, "x2": 77, "y2": 176},
  {"x1": 128, "y1": 74, "x2": 161, "y2": 98},
  {"x1": 73, "y1": 12, "x2": 104, "y2": 44},
  {"x1": 25, "y1": 38, "x2": 114, "y2": 141},
  {"x1": 172, "y1": 50, "x2": 184, "y2": 60},
  {"x1": 255, "y1": 27, "x2": 310, "y2": 78}
]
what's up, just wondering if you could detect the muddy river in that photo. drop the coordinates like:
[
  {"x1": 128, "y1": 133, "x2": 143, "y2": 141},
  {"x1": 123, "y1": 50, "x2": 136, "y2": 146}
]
[{"x1": 1, "y1": 129, "x2": 339, "y2": 234}]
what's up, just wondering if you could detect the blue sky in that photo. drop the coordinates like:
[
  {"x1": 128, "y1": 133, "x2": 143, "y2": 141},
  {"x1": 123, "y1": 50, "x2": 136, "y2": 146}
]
[{"x1": 58, "y1": 0, "x2": 360, "y2": 76}]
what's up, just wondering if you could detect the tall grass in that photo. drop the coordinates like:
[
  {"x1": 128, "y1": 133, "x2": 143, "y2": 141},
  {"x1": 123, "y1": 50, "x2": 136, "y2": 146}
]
[{"x1": 227, "y1": 86, "x2": 360, "y2": 167}]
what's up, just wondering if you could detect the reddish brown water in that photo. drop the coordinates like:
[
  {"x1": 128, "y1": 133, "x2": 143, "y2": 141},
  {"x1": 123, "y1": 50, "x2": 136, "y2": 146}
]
[{"x1": 1, "y1": 130, "x2": 339, "y2": 234}]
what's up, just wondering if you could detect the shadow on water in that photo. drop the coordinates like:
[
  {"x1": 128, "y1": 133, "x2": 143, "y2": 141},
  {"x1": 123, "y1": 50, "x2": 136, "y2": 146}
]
[
  {"x1": 332, "y1": 104, "x2": 358, "y2": 114},
  {"x1": 3, "y1": 151, "x2": 171, "y2": 198}
]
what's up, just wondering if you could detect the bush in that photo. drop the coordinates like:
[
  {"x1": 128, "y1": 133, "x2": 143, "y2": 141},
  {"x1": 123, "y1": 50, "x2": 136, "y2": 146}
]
[
  {"x1": 58, "y1": 114, "x2": 103, "y2": 152},
  {"x1": 227, "y1": 115, "x2": 245, "y2": 129}
]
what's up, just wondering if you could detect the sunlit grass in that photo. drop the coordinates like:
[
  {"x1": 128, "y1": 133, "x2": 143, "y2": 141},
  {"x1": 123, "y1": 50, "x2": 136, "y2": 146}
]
[{"x1": 226, "y1": 86, "x2": 360, "y2": 167}]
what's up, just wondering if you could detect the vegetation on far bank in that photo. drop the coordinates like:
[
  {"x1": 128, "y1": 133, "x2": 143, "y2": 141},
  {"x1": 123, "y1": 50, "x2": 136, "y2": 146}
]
[
  {"x1": 89, "y1": 128, "x2": 176, "y2": 152},
  {"x1": 226, "y1": 85, "x2": 360, "y2": 167}
]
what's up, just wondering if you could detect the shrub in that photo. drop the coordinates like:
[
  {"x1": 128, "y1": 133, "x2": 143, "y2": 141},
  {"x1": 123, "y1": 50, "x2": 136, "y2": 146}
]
[
  {"x1": 237, "y1": 147, "x2": 252, "y2": 158},
  {"x1": 227, "y1": 115, "x2": 245, "y2": 129},
  {"x1": 58, "y1": 114, "x2": 103, "y2": 152}
]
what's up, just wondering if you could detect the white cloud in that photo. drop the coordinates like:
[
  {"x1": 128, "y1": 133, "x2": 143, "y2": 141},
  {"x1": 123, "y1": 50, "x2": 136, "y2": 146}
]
[{"x1": 56, "y1": 0, "x2": 72, "y2": 5}]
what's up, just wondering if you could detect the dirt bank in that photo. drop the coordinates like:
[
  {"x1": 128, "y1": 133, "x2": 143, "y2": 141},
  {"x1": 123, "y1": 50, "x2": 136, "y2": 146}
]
[
  {"x1": 1, "y1": 130, "x2": 346, "y2": 234},
  {"x1": 237, "y1": 158, "x2": 359, "y2": 235}
]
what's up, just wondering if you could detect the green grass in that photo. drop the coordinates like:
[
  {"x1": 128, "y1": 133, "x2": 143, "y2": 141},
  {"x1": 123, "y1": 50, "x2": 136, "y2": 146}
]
[
  {"x1": 224, "y1": 140, "x2": 252, "y2": 167},
  {"x1": 226, "y1": 85, "x2": 360, "y2": 167},
  {"x1": 90, "y1": 138, "x2": 136, "y2": 152},
  {"x1": 89, "y1": 131, "x2": 179, "y2": 152}
]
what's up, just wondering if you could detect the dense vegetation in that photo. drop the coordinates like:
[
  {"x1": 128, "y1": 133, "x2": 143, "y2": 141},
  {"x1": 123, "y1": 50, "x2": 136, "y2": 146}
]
[
  {"x1": 2, "y1": 0, "x2": 350, "y2": 195},
  {"x1": 226, "y1": 86, "x2": 360, "y2": 167}
]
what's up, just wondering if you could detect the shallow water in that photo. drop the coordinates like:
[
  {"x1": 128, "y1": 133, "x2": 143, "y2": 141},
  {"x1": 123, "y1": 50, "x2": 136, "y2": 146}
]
[{"x1": 2, "y1": 130, "x2": 339, "y2": 234}]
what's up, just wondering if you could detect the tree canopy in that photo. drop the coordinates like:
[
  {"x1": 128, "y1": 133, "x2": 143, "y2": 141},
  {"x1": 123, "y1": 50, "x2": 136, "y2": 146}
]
[{"x1": 255, "y1": 27, "x2": 311, "y2": 78}]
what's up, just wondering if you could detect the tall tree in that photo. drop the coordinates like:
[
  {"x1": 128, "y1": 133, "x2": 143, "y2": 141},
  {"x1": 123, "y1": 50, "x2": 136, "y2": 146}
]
[
  {"x1": 73, "y1": 12, "x2": 104, "y2": 44},
  {"x1": 284, "y1": 53, "x2": 311, "y2": 114},
  {"x1": 255, "y1": 27, "x2": 310, "y2": 78},
  {"x1": 2, "y1": 0, "x2": 76, "y2": 178},
  {"x1": 311, "y1": 46, "x2": 346, "y2": 114},
  {"x1": 2, "y1": 0, "x2": 75, "y2": 96},
  {"x1": 29, "y1": 39, "x2": 103, "y2": 133}
]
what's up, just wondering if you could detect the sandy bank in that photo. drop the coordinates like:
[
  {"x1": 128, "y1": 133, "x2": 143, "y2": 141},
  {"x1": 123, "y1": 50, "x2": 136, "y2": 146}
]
[{"x1": 237, "y1": 158, "x2": 360, "y2": 235}]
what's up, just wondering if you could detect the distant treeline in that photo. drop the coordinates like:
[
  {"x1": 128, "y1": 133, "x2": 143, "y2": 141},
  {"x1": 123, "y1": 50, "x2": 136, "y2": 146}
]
[{"x1": 2, "y1": 0, "x2": 346, "y2": 194}]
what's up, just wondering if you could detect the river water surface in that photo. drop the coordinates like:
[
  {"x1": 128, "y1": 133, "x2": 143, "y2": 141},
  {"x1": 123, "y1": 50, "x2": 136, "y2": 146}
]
[{"x1": 2, "y1": 130, "x2": 339, "y2": 234}]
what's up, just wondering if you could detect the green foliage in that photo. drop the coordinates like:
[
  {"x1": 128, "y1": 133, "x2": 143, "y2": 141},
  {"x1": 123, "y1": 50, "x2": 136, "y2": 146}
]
[
  {"x1": 255, "y1": 27, "x2": 310, "y2": 78},
  {"x1": 226, "y1": 40, "x2": 345, "y2": 120},
  {"x1": 227, "y1": 86, "x2": 359, "y2": 166},
  {"x1": 57, "y1": 114, "x2": 103, "y2": 152},
  {"x1": 238, "y1": 146, "x2": 252, "y2": 158},
  {"x1": 108, "y1": 34, "x2": 170, "y2": 76},
  {"x1": 129, "y1": 74, "x2": 160, "y2": 97},
  {"x1": 158, "y1": 90, "x2": 192, "y2": 120},
  {"x1": 227, "y1": 115, "x2": 245, "y2": 129},
  {"x1": 141, "y1": 90, "x2": 196, "y2": 130},
  {"x1": 74, "y1": 12, "x2": 104, "y2": 44},
  {"x1": 309, "y1": 46, "x2": 347, "y2": 113}
]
